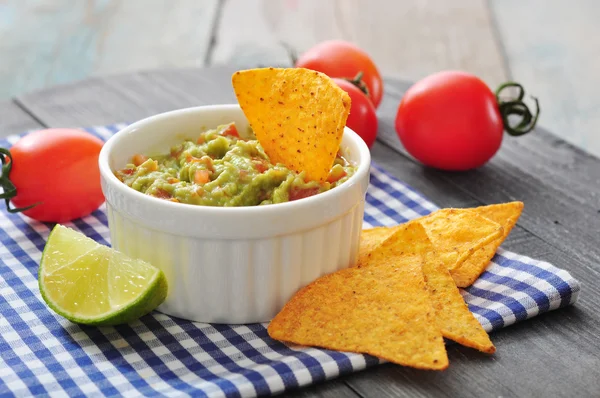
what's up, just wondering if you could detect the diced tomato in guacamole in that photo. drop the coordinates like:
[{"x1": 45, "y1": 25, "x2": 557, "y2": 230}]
[{"x1": 115, "y1": 123, "x2": 356, "y2": 207}]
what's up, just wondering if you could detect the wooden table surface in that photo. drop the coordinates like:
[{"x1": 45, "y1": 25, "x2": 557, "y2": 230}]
[
  {"x1": 3, "y1": 0, "x2": 600, "y2": 158},
  {"x1": 3, "y1": 67, "x2": 600, "y2": 397}
]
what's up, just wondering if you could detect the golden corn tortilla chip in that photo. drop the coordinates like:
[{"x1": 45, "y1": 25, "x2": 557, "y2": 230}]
[
  {"x1": 422, "y1": 253, "x2": 495, "y2": 354},
  {"x1": 232, "y1": 67, "x2": 351, "y2": 182},
  {"x1": 416, "y1": 209, "x2": 504, "y2": 270},
  {"x1": 450, "y1": 202, "x2": 524, "y2": 287},
  {"x1": 357, "y1": 211, "x2": 503, "y2": 270},
  {"x1": 356, "y1": 205, "x2": 522, "y2": 287},
  {"x1": 268, "y1": 223, "x2": 448, "y2": 370},
  {"x1": 357, "y1": 226, "x2": 398, "y2": 265}
]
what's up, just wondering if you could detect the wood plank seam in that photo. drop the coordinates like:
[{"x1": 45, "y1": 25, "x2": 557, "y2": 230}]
[
  {"x1": 485, "y1": 0, "x2": 513, "y2": 80},
  {"x1": 203, "y1": 0, "x2": 228, "y2": 66},
  {"x1": 11, "y1": 98, "x2": 49, "y2": 129}
]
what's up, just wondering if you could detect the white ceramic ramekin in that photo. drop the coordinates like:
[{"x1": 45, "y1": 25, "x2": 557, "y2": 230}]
[{"x1": 99, "y1": 104, "x2": 370, "y2": 324}]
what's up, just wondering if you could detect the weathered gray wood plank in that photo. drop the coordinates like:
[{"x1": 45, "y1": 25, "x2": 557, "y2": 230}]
[
  {"x1": 15, "y1": 67, "x2": 241, "y2": 127},
  {"x1": 210, "y1": 0, "x2": 508, "y2": 86},
  {"x1": 285, "y1": 377, "x2": 360, "y2": 398},
  {"x1": 5, "y1": 0, "x2": 600, "y2": 162},
  {"x1": 490, "y1": 0, "x2": 600, "y2": 158},
  {"x1": 0, "y1": 0, "x2": 220, "y2": 99},
  {"x1": 15, "y1": 68, "x2": 600, "y2": 397},
  {"x1": 0, "y1": 100, "x2": 44, "y2": 137},
  {"x1": 210, "y1": 0, "x2": 600, "y2": 160}
]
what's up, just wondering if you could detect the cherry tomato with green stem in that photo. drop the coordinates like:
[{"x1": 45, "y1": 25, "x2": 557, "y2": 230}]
[
  {"x1": 0, "y1": 128, "x2": 105, "y2": 222},
  {"x1": 394, "y1": 71, "x2": 540, "y2": 171},
  {"x1": 295, "y1": 40, "x2": 384, "y2": 108}
]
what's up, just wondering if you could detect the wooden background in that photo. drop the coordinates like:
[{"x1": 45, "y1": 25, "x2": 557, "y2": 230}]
[{"x1": 1, "y1": 0, "x2": 599, "y2": 157}]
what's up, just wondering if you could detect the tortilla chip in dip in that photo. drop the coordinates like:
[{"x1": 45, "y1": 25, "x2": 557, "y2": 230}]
[{"x1": 232, "y1": 67, "x2": 351, "y2": 182}]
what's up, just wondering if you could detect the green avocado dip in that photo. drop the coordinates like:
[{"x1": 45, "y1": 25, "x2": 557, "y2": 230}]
[{"x1": 115, "y1": 123, "x2": 356, "y2": 207}]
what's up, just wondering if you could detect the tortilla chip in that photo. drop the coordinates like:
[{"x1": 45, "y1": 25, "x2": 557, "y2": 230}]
[
  {"x1": 450, "y1": 202, "x2": 524, "y2": 287},
  {"x1": 357, "y1": 226, "x2": 399, "y2": 265},
  {"x1": 357, "y1": 210, "x2": 504, "y2": 272},
  {"x1": 268, "y1": 223, "x2": 448, "y2": 370},
  {"x1": 422, "y1": 253, "x2": 495, "y2": 354},
  {"x1": 417, "y1": 209, "x2": 504, "y2": 270},
  {"x1": 232, "y1": 67, "x2": 351, "y2": 182}
]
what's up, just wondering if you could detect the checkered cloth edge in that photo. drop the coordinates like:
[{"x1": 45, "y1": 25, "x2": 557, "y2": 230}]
[{"x1": 0, "y1": 124, "x2": 580, "y2": 397}]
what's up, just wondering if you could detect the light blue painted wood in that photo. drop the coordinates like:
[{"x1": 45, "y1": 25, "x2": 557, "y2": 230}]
[
  {"x1": 210, "y1": 0, "x2": 509, "y2": 86},
  {"x1": 490, "y1": 0, "x2": 600, "y2": 157},
  {"x1": 0, "y1": 0, "x2": 219, "y2": 99},
  {"x1": 3, "y1": 0, "x2": 599, "y2": 158}
]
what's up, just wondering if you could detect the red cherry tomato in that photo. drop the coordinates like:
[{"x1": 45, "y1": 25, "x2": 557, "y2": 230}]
[
  {"x1": 333, "y1": 78, "x2": 378, "y2": 148},
  {"x1": 1, "y1": 129, "x2": 105, "y2": 222},
  {"x1": 296, "y1": 40, "x2": 384, "y2": 108},
  {"x1": 395, "y1": 71, "x2": 505, "y2": 171}
]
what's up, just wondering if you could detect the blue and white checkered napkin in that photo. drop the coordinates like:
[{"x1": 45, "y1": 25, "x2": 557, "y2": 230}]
[{"x1": 0, "y1": 124, "x2": 580, "y2": 397}]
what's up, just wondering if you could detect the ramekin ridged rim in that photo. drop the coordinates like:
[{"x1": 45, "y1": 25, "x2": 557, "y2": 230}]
[{"x1": 98, "y1": 104, "x2": 371, "y2": 220}]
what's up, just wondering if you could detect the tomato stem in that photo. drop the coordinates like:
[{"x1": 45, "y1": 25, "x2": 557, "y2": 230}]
[
  {"x1": 279, "y1": 43, "x2": 372, "y2": 99},
  {"x1": 495, "y1": 82, "x2": 540, "y2": 136},
  {"x1": 281, "y1": 41, "x2": 298, "y2": 66},
  {"x1": 0, "y1": 148, "x2": 40, "y2": 213},
  {"x1": 343, "y1": 72, "x2": 370, "y2": 97}
]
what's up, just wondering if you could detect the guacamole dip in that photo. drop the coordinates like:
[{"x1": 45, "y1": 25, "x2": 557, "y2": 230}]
[{"x1": 115, "y1": 123, "x2": 356, "y2": 207}]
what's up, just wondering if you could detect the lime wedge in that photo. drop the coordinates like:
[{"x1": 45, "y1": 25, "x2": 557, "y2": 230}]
[{"x1": 39, "y1": 224, "x2": 167, "y2": 326}]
